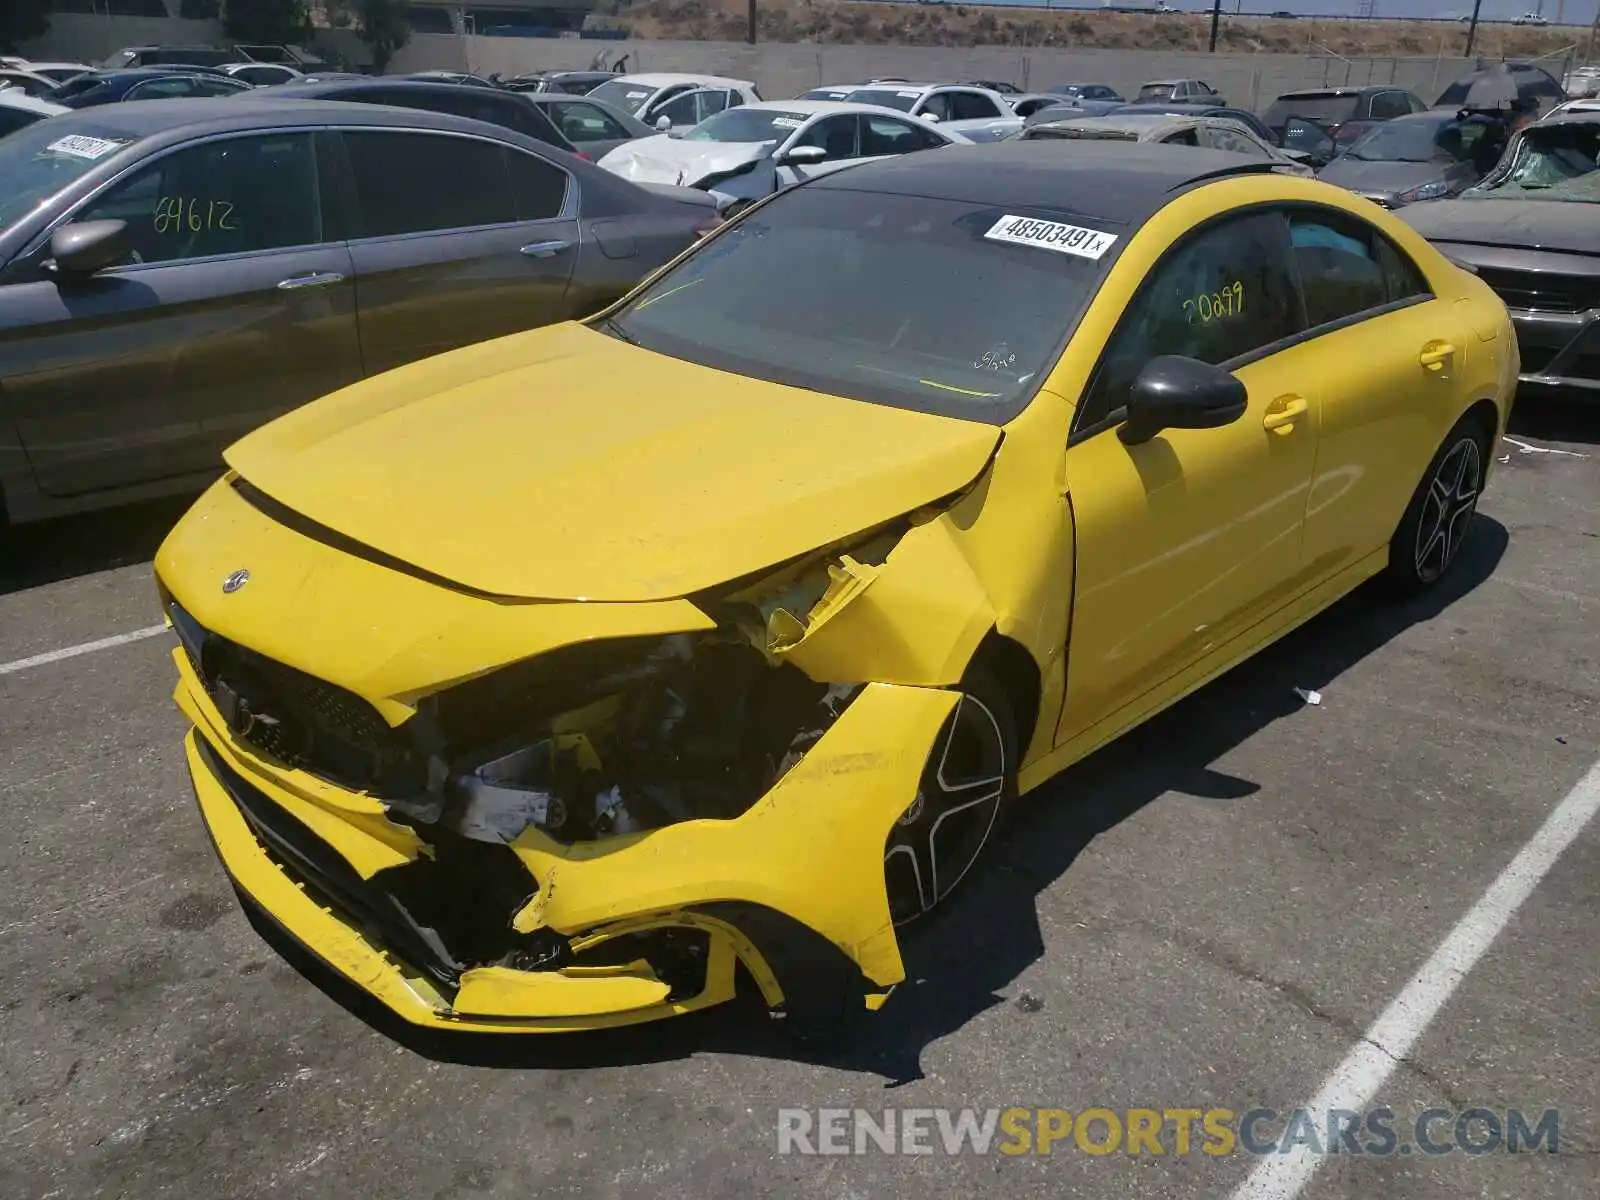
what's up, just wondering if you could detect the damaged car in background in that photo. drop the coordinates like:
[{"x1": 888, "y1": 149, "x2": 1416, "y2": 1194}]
[{"x1": 156, "y1": 141, "x2": 1514, "y2": 1040}]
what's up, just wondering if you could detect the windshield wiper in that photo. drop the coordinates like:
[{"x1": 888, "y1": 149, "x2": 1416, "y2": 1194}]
[{"x1": 597, "y1": 315, "x2": 638, "y2": 345}]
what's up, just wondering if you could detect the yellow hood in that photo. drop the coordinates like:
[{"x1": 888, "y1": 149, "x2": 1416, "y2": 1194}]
[{"x1": 225, "y1": 323, "x2": 1000, "y2": 602}]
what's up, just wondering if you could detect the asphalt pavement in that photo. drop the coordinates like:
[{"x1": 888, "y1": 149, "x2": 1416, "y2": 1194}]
[{"x1": 0, "y1": 396, "x2": 1595, "y2": 1200}]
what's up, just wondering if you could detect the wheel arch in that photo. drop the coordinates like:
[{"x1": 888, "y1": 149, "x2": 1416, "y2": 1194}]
[{"x1": 967, "y1": 629, "x2": 1042, "y2": 764}]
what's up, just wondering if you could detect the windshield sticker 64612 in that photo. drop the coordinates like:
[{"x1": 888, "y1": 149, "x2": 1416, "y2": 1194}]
[{"x1": 984, "y1": 215, "x2": 1118, "y2": 260}]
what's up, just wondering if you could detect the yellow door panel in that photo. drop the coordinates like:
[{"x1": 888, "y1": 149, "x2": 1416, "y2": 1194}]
[
  {"x1": 1057, "y1": 344, "x2": 1322, "y2": 745},
  {"x1": 1300, "y1": 301, "x2": 1468, "y2": 573}
]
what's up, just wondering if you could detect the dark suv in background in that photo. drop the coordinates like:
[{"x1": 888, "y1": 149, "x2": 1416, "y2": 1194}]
[{"x1": 1263, "y1": 85, "x2": 1429, "y2": 153}]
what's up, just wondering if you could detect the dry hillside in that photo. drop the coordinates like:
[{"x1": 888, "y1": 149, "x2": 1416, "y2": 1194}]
[{"x1": 591, "y1": 0, "x2": 1587, "y2": 59}]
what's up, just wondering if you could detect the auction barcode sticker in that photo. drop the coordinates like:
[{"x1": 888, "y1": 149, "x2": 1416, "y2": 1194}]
[
  {"x1": 984, "y1": 214, "x2": 1118, "y2": 260},
  {"x1": 45, "y1": 135, "x2": 128, "y2": 161}
]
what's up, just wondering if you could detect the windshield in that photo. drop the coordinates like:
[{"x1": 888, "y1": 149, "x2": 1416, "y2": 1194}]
[
  {"x1": 845, "y1": 88, "x2": 919, "y2": 112},
  {"x1": 602, "y1": 188, "x2": 1121, "y2": 423},
  {"x1": 683, "y1": 108, "x2": 805, "y2": 144},
  {"x1": 1465, "y1": 121, "x2": 1600, "y2": 202},
  {"x1": 588, "y1": 78, "x2": 657, "y2": 116},
  {"x1": 0, "y1": 124, "x2": 136, "y2": 234},
  {"x1": 1262, "y1": 95, "x2": 1360, "y2": 128},
  {"x1": 1342, "y1": 114, "x2": 1474, "y2": 163},
  {"x1": 1136, "y1": 84, "x2": 1177, "y2": 101}
]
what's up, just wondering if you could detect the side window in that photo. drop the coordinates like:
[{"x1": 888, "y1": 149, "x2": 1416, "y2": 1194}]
[
  {"x1": 342, "y1": 131, "x2": 517, "y2": 237},
  {"x1": 1377, "y1": 238, "x2": 1430, "y2": 302},
  {"x1": 792, "y1": 114, "x2": 860, "y2": 160},
  {"x1": 860, "y1": 116, "x2": 924, "y2": 157},
  {"x1": 552, "y1": 100, "x2": 629, "y2": 143},
  {"x1": 509, "y1": 101, "x2": 569, "y2": 149},
  {"x1": 651, "y1": 90, "x2": 703, "y2": 127},
  {"x1": 193, "y1": 76, "x2": 249, "y2": 97},
  {"x1": 948, "y1": 90, "x2": 1002, "y2": 120},
  {"x1": 1079, "y1": 214, "x2": 1300, "y2": 431},
  {"x1": 1288, "y1": 212, "x2": 1398, "y2": 327},
  {"x1": 75, "y1": 133, "x2": 320, "y2": 265},
  {"x1": 503, "y1": 147, "x2": 569, "y2": 221},
  {"x1": 1208, "y1": 126, "x2": 1268, "y2": 156},
  {"x1": 642, "y1": 85, "x2": 689, "y2": 121},
  {"x1": 918, "y1": 92, "x2": 952, "y2": 121},
  {"x1": 695, "y1": 89, "x2": 730, "y2": 122},
  {"x1": 1369, "y1": 91, "x2": 1409, "y2": 121},
  {"x1": 1160, "y1": 128, "x2": 1200, "y2": 146},
  {"x1": 913, "y1": 121, "x2": 950, "y2": 150},
  {"x1": 125, "y1": 77, "x2": 198, "y2": 101}
]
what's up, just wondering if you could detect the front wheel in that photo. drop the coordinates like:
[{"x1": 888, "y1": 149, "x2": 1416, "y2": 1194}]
[
  {"x1": 884, "y1": 666, "x2": 1017, "y2": 927},
  {"x1": 1384, "y1": 414, "x2": 1489, "y2": 593}
]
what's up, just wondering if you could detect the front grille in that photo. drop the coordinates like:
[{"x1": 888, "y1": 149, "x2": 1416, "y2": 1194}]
[
  {"x1": 172, "y1": 601, "x2": 424, "y2": 795},
  {"x1": 1477, "y1": 266, "x2": 1600, "y2": 314},
  {"x1": 195, "y1": 737, "x2": 463, "y2": 991}
]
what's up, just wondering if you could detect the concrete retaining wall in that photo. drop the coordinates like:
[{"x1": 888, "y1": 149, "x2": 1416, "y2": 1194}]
[{"x1": 28, "y1": 17, "x2": 1474, "y2": 111}]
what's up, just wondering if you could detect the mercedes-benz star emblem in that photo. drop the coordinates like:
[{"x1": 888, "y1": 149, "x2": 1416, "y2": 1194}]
[{"x1": 222, "y1": 569, "x2": 251, "y2": 594}]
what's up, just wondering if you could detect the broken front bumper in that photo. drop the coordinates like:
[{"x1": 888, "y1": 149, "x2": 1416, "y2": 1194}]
[{"x1": 177, "y1": 647, "x2": 956, "y2": 1033}]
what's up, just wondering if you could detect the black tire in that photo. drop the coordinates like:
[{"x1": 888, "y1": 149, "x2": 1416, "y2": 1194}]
[
  {"x1": 1384, "y1": 412, "x2": 1492, "y2": 594},
  {"x1": 883, "y1": 664, "x2": 1018, "y2": 928}
]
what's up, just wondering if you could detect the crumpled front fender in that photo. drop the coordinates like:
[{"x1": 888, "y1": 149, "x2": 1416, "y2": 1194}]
[{"x1": 509, "y1": 681, "x2": 960, "y2": 996}]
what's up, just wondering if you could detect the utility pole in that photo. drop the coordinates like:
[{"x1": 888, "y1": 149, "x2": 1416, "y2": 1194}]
[
  {"x1": 1464, "y1": 0, "x2": 1485, "y2": 57},
  {"x1": 748, "y1": 0, "x2": 757, "y2": 44},
  {"x1": 1209, "y1": 0, "x2": 1222, "y2": 52}
]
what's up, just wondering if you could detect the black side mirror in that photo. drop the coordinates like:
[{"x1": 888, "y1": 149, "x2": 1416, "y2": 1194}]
[
  {"x1": 1119, "y1": 355, "x2": 1247, "y2": 445},
  {"x1": 46, "y1": 219, "x2": 130, "y2": 277}
]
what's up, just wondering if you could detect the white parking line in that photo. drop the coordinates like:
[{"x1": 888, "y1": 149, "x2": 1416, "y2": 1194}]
[
  {"x1": 0, "y1": 625, "x2": 168, "y2": 678},
  {"x1": 1231, "y1": 755, "x2": 1600, "y2": 1200}
]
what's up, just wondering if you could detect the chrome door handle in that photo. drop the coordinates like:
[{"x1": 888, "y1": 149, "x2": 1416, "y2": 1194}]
[
  {"x1": 277, "y1": 271, "x2": 345, "y2": 290},
  {"x1": 520, "y1": 239, "x2": 571, "y2": 258}
]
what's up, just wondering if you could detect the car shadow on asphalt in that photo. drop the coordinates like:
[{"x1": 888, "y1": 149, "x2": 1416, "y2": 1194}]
[
  {"x1": 249, "y1": 516, "x2": 1510, "y2": 1084},
  {"x1": 0, "y1": 493, "x2": 194, "y2": 596}
]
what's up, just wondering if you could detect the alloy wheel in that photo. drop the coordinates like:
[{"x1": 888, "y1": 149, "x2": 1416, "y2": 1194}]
[
  {"x1": 885, "y1": 694, "x2": 1008, "y2": 926},
  {"x1": 1412, "y1": 435, "x2": 1482, "y2": 582}
]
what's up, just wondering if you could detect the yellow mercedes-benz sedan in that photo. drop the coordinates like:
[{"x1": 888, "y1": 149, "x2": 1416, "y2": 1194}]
[{"x1": 155, "y1": 141, "x2": 1516, "y2": 1037}]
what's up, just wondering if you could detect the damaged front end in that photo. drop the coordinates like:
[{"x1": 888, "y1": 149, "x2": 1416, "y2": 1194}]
[{"x1": 170, "y1": 517, "x2": 977, "y2": 1032}]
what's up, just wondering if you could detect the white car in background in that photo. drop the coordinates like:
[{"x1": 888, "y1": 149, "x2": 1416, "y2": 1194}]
[
  {"x1": 2, "y1": 60, "x2": 93, "y2": 85},
  {"x1": 219, "y1": 61, "x2": 305, "y2": 86},
  {"x1": 1018, "y1": 112, "x2": 1314, "y2": 176},
  {"x1": 596, "y1": 100, "x2": 971, "y2": 212},
  {"x1": 835, "y1": 82, "x2": 1023, "y2": 142},
  {"x1": 0, "y1": 87, "x2": 69, "y2": 136},
  {"x1": 585, "y1": 72, "x2": 763, "y2": 132}
]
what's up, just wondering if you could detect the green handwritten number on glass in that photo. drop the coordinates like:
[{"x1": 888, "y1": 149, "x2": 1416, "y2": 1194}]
[
  {"x1": 151, "y1": 196, "x2": 240, "y2": 236},
  {"x1": 1183, "y1": 281, "x2": 1245, "y2": 325}
]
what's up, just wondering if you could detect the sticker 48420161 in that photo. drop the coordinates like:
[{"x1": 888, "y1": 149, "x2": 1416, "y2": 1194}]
[{"x1": 984, "y1": 214, "x2": 1118, "y2": 260}]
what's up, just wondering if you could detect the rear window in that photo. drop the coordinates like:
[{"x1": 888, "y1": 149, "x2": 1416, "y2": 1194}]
[
  {"x1": 1262, "y1": 95, "x2": 1362, "y2": 128},
  {"x1": 1136, "y1": 83, "x2": 1177, "y2": 102},
  {"x1": 845, "y1": 88, "x2": 920, "y2": 112},
  {"x1": 604, "y1": 188, "x2": 1123, "y2": 423}
]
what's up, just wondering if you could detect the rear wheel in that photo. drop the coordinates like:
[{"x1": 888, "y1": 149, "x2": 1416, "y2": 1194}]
[
  {"x1": 884, "y1": 667, "x2": 1016, "y2": 927},
  {"x1": 1384, "y1": 413, "x2": 1490, "y2": 593}
]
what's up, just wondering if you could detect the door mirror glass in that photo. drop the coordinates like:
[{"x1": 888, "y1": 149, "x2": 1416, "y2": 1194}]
[
  {"x1": 1119, "y1": 355, "x2": 1247, "y2": 444},
  {"x1": 779, "y1": 144, "x2": 827, "y2": 165},
  {"x1": 48, "y1": 219, "x2": 130, "y2": 276}
]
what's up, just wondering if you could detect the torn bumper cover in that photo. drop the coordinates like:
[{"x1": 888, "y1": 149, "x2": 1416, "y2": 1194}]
[{"x1": 176, "y1": 640, "x2": 958, "y2": 1033}]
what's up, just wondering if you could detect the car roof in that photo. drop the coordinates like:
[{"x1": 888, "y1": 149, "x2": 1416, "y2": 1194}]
[
  {"x1": 1274, "y1": 86, "x2": 1387, "y2": 99},
  {"x1": 14, "y1": 95, "x2": 540, "y2": 141},
  {"x1": 1537, "y1": 107, "x2": 1600, "y2": 125},
  {"x1": 0, "y1": 88, "x2": 69, "y2": 115},
  {"x1": 1040, "y1": 113, "x2": 1187, "y2": 133},
  {"x1": 606, "y1": 72, "x2": 755, "y2": 88},
  {"x1": 806, "y1": 139, "x2": 1277, "y2": 223},
  {"x1": 736, "y1": 98, "x2": 923, "y2": 115}
]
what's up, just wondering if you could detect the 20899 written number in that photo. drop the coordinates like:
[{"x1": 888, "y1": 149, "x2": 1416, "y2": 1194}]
[
  {"x1": 153, "y1": 197, "x2": 238, "y2": 235},
  {"x1": 1183, "y1": 281, "x2": 1244, "y2": 324}
]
